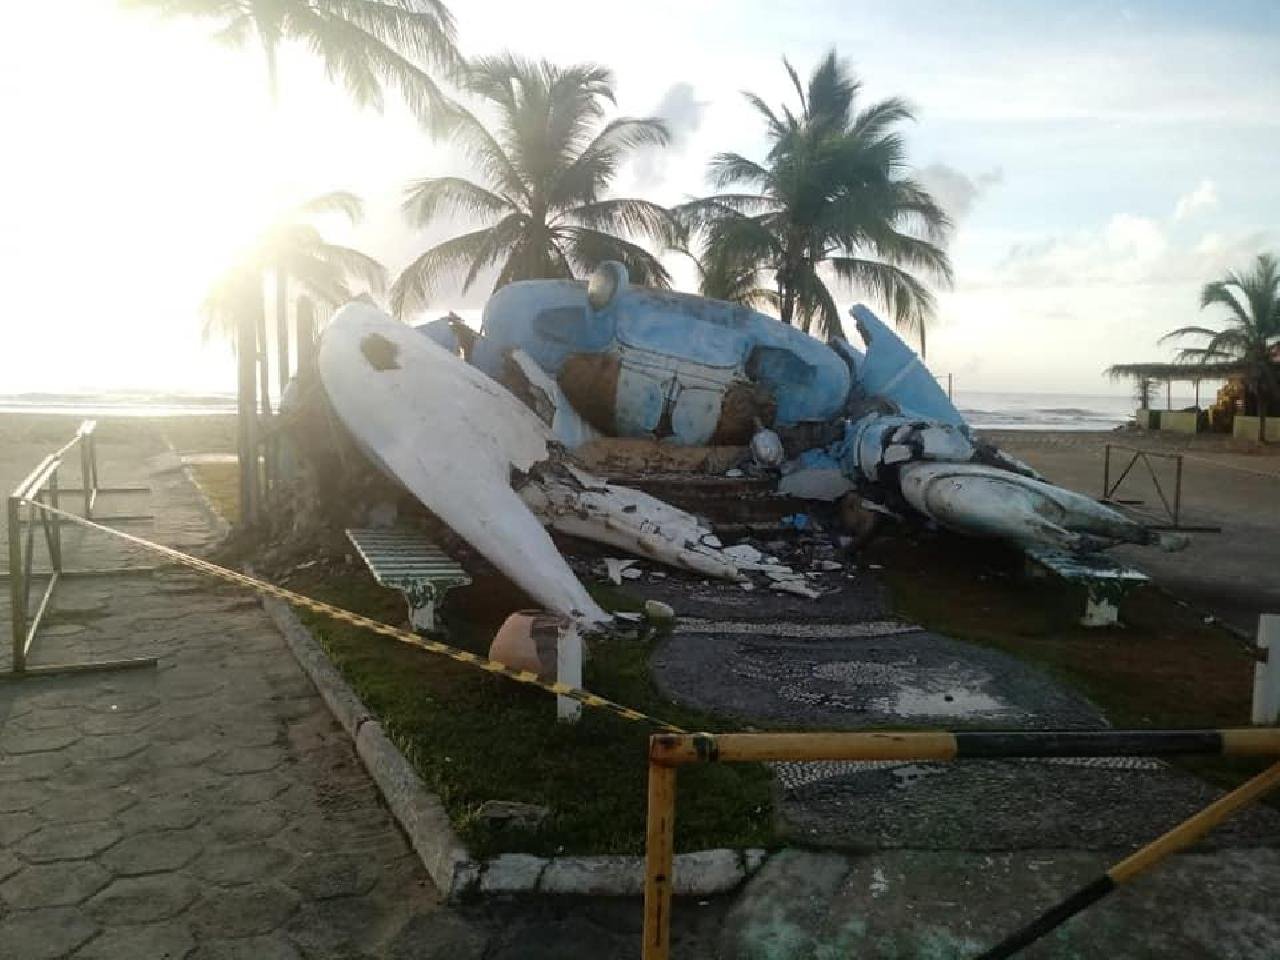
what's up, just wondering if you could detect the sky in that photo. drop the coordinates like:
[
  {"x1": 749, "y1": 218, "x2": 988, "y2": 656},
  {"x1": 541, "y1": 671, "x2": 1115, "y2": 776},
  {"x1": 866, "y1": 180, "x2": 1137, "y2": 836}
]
[{"x1": 1, "y1": 0, "x2": 1277, "y2": 398}]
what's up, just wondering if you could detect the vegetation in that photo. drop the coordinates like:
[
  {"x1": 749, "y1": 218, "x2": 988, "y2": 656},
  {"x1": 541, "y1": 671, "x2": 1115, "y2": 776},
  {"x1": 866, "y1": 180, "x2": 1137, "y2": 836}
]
[
  {"x1": 124, "y1": 0, "x2": 460, "y2": 120},
  {"x1": 1161, "y1": 252, "x2": 1280, "y2": 438},
  {"x1": 869, "y1": 531, "x2": 1275, "y2": 806},
  {"x1": 202, "y1": 192, "x2": 385, "y2": 345},
  {"x1": 292, "y1": 567, "x2": 774, "y2": 857},
  {"x1": 391, "y1": 56, "x2": 679, "y2": 317},
  {"x1": 676, "y1": 50, "x2": 952, "y2": 347}
]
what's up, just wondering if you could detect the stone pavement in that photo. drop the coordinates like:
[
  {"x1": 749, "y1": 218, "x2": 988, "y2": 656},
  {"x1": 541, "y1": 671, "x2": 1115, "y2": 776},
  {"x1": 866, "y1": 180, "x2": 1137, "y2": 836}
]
[
  {"x1": 0, "y1": 423, "x2": 703, "y2": 959},
  {"x1": 0, "y1": 425, "x2": 484, "y2": 959}
]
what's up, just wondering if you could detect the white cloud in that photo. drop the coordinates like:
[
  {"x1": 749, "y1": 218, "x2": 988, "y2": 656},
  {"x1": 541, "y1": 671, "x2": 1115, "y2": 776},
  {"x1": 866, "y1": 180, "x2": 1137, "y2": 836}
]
[
  {"x1": 1173, "y1": 179, "x2": 1219, "y2": 220},
  {"x1": 631, "y1": 82, "x2": 709, "y2": 191},
  {"x1": 916, "y1": 164, "x2": 1003, "y2": 226}
]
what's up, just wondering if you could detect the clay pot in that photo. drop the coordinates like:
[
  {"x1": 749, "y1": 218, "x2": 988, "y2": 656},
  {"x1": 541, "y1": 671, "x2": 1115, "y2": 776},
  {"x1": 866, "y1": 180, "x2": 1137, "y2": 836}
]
[{"x1": 489, "y1": 610, "x2": 565, "y2": 680}]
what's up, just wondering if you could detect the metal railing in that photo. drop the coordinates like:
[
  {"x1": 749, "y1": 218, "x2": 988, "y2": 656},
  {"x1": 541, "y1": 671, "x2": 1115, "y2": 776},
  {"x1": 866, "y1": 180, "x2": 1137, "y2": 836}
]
[
  {"x1": 641, "y1": 728, "x2": 1280, "y2": 960},
  {"x1": 1100, "y1": 443, "x2": 1219, "y2": 533},
  {"x1": 2, "y1": 420, "x2": 157, "y2": 677}
]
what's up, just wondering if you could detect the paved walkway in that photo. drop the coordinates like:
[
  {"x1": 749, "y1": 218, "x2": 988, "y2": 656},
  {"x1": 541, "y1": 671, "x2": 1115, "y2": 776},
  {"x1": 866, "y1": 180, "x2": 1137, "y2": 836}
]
[
  {"x1": 0, "y1": 426, "x2": 485, "y2": 959},
  {"x1": 0, "y1": 422, "x2": 725, "y2": 959}
]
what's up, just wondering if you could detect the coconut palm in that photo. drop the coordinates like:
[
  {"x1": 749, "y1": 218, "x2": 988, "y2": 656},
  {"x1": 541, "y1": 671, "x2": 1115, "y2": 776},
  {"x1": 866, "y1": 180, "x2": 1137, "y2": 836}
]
[
  {"x1": 676, "y1": 51, "x2": 952, "y2": 349},
  {"x1": 123, "y1": 0, "x2": 460, "y2": 119},
  {"x1": 677, "y1": 246, "x2": 779, "y2": 312},
  {"x1": 391, "y1": 56, "x2": 678, "y2": 317},
  {"x1": 1161, "y1": 252, "x2": 1280, "y2": 438},
  {"x1": 203, "y1": 191, "x2": 385, "y2": 344}
]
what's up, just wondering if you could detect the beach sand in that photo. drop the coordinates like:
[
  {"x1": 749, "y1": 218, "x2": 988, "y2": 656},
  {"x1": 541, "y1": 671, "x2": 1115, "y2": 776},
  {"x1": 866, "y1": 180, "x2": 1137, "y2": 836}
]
[
  {"x1": 3, "y1": 413, "x2": 1274, "y2": 633},
  {"x1": 985, "y1": 428, "x2": 1280, "y2": 633}
]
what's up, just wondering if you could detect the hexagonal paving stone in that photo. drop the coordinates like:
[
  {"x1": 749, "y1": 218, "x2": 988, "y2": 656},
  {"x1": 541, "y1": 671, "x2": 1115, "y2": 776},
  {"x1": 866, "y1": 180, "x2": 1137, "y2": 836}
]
[
  {"x1": 282, "y1": 853, "x2": 380, "y2": 900},
  {"x1": 86, "y1": 874, "x2": 201, "y2": 925},
  {"x1": 188, "y1": 934, "x2": 300, "y2": 960},
  {"x1": 0, "y1": 812, "x2": 44, "y2": 847},
  {"x1": 71, "y1": 733, "x2": 151, "y2": 762},
  {"x1": 0, "y1": 849, "x2": 22, "y2": 883},
  {"x1": 115, "y1": 797, "x2": 202, "y2": 835},
  {"x1": 0, "y1": 726, "x2": 82, "y2": 755},
  {"x1": 187, "y1": 883, "x2": 300, "y2": 939},
  {"x1": 0, "y1": 861, "x2": 111, "y2": 909},
  {"x1": 385, "y1": 911, "x2": 490, "y2": 960},
  {"x1": 285, "y1": 897, "x2": 393, "y2": 957},
  {"x1": 72, "y1": 921, "x2": 195, "y2": 960},
  {"x1": 210, "y1": 747, "x2": 286, "y2": 776},
  {"x1": 0, "y1": 751, "x2": 71, "y2": 783},
  {"x1": 205, "y1": 807, "x2": 286, "y2": 844},
  {"x1": 18, "y1": 821, "x2": 122, "y2": 863},
  {"x1": 0, "y1": 782, "x2": 43, "y2": 814},
  {"x1": 0, "y1": 906, "x2": 99, "y2": 960},
  {"x1": 206, "y1": 772, "x2": 292, "y2": 807},
  {"x1": 37, "y1": 788, "x2": 137, "y2": 824},
  {"x1": 150, "y1": 740, "x2": 222, "y2": 768},
  {"x1": 190, "y1": 844, "x2": 295, "y2": 887},
  {"x1": 100, "y1": 831, "x2": 203, "y2": 876},
  {"x1": 85, "y1": 693, "x2": 160, "y2": 716},
  {"x1": 77, "y1": 710, "x2": 154, "y2": 737}
]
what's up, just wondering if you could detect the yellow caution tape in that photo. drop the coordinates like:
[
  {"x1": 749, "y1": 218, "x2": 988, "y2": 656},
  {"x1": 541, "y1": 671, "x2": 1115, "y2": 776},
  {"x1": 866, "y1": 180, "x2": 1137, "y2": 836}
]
[{"x1": 22, "y1": 499, "x2": 686, "y2": 734}]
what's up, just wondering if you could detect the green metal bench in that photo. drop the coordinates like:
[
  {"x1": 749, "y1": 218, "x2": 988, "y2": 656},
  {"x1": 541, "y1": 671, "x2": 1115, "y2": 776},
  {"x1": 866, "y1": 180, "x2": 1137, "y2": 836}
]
[
  {"x1": 1023, "y1": 546, "x2": 1149, "y2": 627},
  {"x1": 345, "y1": 528, "x2": 471, "y2": 632}
]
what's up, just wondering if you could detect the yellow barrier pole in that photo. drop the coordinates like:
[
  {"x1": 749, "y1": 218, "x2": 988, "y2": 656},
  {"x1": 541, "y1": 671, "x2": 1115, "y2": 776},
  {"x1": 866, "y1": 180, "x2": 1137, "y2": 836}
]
[
  {"x1": 643, "y1": 756, "x2": 677, "y2": 960},
  {"x1": 977, "y1": 760, "x2": 1280, "y2": 959}
]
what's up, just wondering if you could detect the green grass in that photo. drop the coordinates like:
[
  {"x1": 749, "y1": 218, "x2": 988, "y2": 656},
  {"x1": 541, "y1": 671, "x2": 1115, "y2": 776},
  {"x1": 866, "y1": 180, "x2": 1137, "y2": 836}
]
[
  {"x1": 190, "y1": 462, "x2": 240, "y2": 526},
  {"x1": 865, "y1": 531, "x2": 1274, "y2": 801},
  {"x1": 288, "y1": 566, "x2": 775, "y2": 858}
]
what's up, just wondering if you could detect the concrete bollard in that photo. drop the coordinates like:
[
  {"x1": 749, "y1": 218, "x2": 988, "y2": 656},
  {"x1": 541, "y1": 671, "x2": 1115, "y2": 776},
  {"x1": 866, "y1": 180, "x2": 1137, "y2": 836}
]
[
  {"x1": 557, "y1": 622, "x2": 583, "y2": 723},
  {"x1": 1252, "y1": 615, "x2": 1280, "y2": 725}
]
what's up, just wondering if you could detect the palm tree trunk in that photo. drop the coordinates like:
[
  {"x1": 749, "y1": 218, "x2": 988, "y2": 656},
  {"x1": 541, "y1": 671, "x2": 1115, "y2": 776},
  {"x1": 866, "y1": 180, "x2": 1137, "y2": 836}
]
[
  {"x1": 276, "y1": 268, "x2": 290, "y2": 395},
  {"x1": 236, "y1": 308, "x2": 259, "y2": 526},
  {"x1": 919, "y1": 322, "x2": 927, "y2": 360}
]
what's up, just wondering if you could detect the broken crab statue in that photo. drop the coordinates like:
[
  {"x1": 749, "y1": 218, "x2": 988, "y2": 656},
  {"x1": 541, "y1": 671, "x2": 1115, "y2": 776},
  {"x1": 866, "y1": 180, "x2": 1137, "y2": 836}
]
[
  {"x1": 415, "y1": 262, "x2": 1185, "y2": 557},
  {"x1": 318, "y1": 302, "x2": 747, "y2": 631}
]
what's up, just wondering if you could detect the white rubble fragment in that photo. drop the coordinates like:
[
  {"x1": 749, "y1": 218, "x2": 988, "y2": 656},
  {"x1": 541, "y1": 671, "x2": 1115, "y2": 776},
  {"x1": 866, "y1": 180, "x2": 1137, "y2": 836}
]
[
  {"x1": 621, "y1": 567, "x2": 643, "y2": 580},
  {"x1": 817, "y1": 560, "x2": 844, "y2": 571},
  {"x1": 604, "y1": 558, "x2": 636, "y2": 586},
  {"x1": 777, "y1": 467, "x2": 854, "y2": 501},
  {"x1": 769, "y1": 580, "x2": 822, "y2": 599},
  {"x1": 723, "y1": 543, "x2": 765, "y2": 565}
]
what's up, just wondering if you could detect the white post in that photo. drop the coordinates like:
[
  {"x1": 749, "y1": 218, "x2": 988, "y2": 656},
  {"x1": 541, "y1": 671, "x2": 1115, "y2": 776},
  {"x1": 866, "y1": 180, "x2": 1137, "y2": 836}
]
[
  {"x1": 557, "y1": 622, "x2": 583, "y2": 723},
  {"x1": 1253, "y1": 614, "x2": 1280, "y2": 725}
]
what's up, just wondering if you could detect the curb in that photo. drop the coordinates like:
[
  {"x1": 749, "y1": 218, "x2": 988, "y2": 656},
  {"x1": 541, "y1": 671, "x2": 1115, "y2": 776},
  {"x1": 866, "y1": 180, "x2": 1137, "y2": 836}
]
[
  {"x1": 175, "y1": 448, "x2": 768, "y2": 899},
  {"x1": 260, "y1": 580, "x2": 768, "y2": 900}
]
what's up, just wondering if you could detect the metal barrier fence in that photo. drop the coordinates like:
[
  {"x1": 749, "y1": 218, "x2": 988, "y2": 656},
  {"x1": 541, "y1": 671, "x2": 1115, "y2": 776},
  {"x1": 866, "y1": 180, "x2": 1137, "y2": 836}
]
[
  {"x1": 1100, "y1": 443, "x2": 1219, "y2": 533},
  {"x1": 2, "y1": 420, "x2": 157, "y2": 677},
  {"x1": 642, "y1": 728, "x2": 1280, "y2": 960}
]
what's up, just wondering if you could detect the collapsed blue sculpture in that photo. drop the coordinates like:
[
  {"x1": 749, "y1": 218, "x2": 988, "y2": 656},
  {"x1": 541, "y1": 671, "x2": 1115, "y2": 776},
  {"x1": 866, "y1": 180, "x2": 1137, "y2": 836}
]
[{"x1": 417, "y1": 262, "x2": 1183, "y2": 555}]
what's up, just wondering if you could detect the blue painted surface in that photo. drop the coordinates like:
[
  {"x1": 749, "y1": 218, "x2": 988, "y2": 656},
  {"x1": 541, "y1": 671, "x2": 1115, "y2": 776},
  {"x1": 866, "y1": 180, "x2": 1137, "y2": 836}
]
[
  {"x1": 479, "y1": 278, "x2": 851, "y2": 443},
  {"x1": 849, "y1": 305, "x2": 967, "y2": 428}
]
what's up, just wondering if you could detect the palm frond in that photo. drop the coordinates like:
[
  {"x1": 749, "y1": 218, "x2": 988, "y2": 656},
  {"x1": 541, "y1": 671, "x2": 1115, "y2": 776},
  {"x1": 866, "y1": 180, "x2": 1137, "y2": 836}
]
[
  {"x1": 401, "y1": 176, "x2": 515, "y2": 225},
  {"x1": 557, "y1": 226, "x2": 672, "y2": 289},
  {"x1": 829, "y1": 256, "x2": 936, "y2": 338},
  {"x1": 296, "y1": 190, "x2": 364, "y2": 223},
  {"x1": 565, "y1": 198, "x2": 679, "y2": 247},
  {"x1": 390, "y1": 226, "x2": 505, "y2": 317},
  {"x1": 707, "y1": 152, "x2": 772, "y2": 191}
]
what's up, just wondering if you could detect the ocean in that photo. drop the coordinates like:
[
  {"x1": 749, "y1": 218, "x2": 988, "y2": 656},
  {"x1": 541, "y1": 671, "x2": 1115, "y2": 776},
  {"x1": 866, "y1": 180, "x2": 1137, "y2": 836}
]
[{"x1": 0, "y1": 390, "x2": 1197, "y2": 432}]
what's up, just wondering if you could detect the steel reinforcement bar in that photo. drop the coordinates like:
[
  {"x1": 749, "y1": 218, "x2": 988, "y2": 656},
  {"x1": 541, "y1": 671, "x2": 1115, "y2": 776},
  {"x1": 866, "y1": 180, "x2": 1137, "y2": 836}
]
[{"x1": 642, "y1": 730, "x2": 1280, "y2": 960}]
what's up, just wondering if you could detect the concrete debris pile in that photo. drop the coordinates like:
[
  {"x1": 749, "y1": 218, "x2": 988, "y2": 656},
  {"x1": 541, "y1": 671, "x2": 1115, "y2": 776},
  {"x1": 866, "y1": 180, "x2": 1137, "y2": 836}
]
[{"x1": 307, "y1": 261, "x2": 1186, "y2": 631}]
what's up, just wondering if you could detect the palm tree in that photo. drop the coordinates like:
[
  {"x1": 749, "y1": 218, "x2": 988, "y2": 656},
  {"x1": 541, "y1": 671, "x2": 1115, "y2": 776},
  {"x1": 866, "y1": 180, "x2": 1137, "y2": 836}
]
[
  {"x1": 203, "y1": 191, "x2": 385, "y2": 345},
  {"x1": 391, "y1": 55, "x2": 678, "y2": 318},
  {"x1": 677, "y1": 246, "x2": 779, "y2": 312},
  {"x1": 123, "y1": 0, "x2": 460, "y2": 119},
  {"x1": 676, "y1": 51, "x2": 952, "y2": 350},
  {"x1": 1161, "y1": 252, "x2": 1280, "y2": 439}
]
